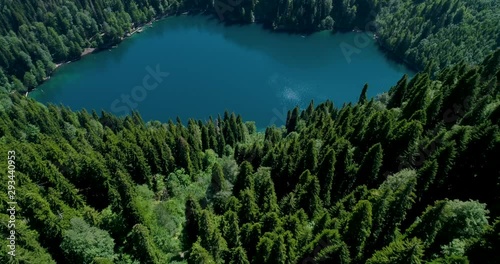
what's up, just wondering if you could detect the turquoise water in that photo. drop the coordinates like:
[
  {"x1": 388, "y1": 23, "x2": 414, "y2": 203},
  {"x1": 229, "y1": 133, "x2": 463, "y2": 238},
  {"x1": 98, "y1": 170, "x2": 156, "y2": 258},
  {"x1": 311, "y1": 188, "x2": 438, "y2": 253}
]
[{"x1": 31, "y1": 15, "x2": 413, "y2": 128}]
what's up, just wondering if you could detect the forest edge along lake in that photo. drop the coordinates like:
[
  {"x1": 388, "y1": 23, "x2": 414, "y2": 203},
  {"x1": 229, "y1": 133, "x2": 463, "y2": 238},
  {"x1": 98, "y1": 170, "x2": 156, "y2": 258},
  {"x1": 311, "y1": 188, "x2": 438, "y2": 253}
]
[{"x1": 30, "y1": 15, "x2": 414, "y2": 129}]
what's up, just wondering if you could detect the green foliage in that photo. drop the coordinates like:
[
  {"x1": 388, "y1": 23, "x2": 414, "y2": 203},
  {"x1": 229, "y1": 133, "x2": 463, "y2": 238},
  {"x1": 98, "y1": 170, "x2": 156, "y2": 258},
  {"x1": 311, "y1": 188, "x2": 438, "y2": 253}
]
[
  {"x1": 428, "y1": 255, "x2": 470, "y2": 264},
  {"x1": 302, "y1": 229, "x2": 351, "y2": 264},
  {"x1": 366, "y1": 237, "x2": 425, "y2": 264},
  {"x1": 229, "y1": 246, "x2": 250, "y2": 264},
  {"x1": 344, "y1": 200, "x2": 373, "y2": 261},
  {"x1": 0, "y1": 28, "x2": 499, "y2": 263},
  {"x1": 356, "y1": 143, "x2": 383, "y2": 188},
  {"x1": 126, "y1": 224, "x2": 163, "y2": 264},
  {"x1": 233, "y1": 161, "x2": 255, "y2": 197},
  {"x1": 188, "y1": 241, "x2": 216, "y2": 264},
  {"x1": 60, "y1": 218, "x2": 116, "y2": 264},
  {"x1": 406, "y1": 199, "x2": 489, "y2": 257},
  {"x1": 466, "y1": 218, "x2": 500, "y2": 264}
]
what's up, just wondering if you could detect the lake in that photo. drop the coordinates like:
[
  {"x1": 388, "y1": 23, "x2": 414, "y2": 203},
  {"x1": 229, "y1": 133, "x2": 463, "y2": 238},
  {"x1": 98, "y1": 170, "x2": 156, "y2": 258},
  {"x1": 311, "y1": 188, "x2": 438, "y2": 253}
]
[{"x1": 31, "y1": 15, "x2": 414, "y2": 128}]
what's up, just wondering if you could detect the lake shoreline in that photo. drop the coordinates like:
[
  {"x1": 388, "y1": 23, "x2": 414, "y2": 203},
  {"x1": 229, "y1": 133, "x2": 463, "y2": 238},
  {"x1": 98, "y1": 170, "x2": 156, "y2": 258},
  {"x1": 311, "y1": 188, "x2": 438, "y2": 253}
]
[
  {"x1": 27, "y1": 10, "x2": 419, "y2": 97},
  {"x1": 31, "y1": 15, "x2": 414, "y2": 127},
  {"x1": 26, "y1": 10, "x2": 198, "y2": 96}
]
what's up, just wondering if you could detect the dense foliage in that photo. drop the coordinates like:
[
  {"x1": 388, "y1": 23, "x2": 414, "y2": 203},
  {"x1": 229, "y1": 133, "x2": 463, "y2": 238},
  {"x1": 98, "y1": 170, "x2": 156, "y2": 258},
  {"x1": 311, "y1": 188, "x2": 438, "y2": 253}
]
[
  {"x1": 374, "y1": 0, "x2": 500, "y2": 74},
  {"x1": 1, "y1": 45, "x2": 499, "y2": 262},
  {"x1": 0, "y1": 0, "x2": 498, "y2": 93}
]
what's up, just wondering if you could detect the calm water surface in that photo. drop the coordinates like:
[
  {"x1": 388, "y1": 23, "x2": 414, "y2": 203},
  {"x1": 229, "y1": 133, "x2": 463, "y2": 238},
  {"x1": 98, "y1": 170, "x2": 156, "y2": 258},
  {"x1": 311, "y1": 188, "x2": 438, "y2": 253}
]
[{"x1": 31, "y1": 15, "x2": 413, "y2": 128}]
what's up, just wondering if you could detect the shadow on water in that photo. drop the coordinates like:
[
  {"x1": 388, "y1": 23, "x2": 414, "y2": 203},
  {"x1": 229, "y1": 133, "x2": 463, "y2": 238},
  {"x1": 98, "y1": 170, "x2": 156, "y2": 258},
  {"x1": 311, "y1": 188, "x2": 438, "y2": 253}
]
[{"x1": 154, "y1": 15, "x2": 344, "y2": 68}]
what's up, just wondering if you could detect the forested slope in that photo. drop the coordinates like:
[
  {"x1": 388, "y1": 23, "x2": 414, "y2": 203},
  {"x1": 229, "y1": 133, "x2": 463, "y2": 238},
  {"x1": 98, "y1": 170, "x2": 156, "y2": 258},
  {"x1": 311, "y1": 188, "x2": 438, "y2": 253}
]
[
  {"x1": 0, "y1": 0, "x2": 498, "y2": 93},
  {"x1": 374, "y1": 0, "x2": 500, "y2": 74},
  {"x1": 1, "y1": 48, "x2": 499, "y2": 263}
]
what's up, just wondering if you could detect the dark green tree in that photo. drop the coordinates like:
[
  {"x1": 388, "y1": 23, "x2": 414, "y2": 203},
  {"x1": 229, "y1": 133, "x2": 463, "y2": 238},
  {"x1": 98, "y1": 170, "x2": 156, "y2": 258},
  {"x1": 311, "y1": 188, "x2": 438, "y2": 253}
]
[
  {"x1": 356, "y1": 143, "x2": 383, "y2": 188},
  {"x1": 366, "y1": 238, "x2": 425, "y2": 264},
  {"x1": 359, "y1": 83, "x2": 368, "y2": 104}
]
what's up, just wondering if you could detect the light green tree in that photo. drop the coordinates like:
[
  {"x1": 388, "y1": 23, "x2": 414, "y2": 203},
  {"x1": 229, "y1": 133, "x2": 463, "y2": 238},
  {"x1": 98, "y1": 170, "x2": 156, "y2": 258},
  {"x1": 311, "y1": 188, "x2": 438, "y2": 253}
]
[{"x1": 60, "y1": 218, "x2": 116, "y2": 264}]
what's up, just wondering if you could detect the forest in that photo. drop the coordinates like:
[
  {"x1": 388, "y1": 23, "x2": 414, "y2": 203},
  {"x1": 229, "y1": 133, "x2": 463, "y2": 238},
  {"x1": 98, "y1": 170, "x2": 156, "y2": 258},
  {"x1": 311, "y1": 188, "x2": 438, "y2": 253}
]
[
  {"x1": 0, "y1": 0, "x2": 499, "y2": 93},
  {"x1": 1, "y1": 0, "x2": 500, "y2": 263},
  {"x1": 0, "y1": 30, "x2": 499, "y2": 262}
]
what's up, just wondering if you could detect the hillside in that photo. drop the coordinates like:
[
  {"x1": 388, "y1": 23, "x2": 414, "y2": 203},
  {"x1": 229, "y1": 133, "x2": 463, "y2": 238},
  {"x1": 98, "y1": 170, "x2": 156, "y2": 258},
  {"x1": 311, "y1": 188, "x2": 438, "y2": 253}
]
[{"x1": 1, "y1": 45, "x2": 499, "y2": 262}]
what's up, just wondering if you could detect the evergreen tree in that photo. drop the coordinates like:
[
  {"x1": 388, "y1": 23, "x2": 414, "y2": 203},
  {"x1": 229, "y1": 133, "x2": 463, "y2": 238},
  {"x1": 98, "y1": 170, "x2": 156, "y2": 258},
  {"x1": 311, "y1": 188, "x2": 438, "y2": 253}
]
[
  {"x1": 303, "y1": 229, "x2": 351, "y2": 264},
  {"x1": 366, "y1": 238, "x2": 425, "y2": 264},
  {"x1": 359, "y1": 83, "x2": 368, "y2": 104},
  {"x1": 295, "y1": 170, "x2": 322, "y2": 218},
  {"x1": 184, "y1": 197, "x2": 201, "y2": 246},
  {"x1": 233, "y1": 161, "x2": 255, "y2": 196},
  {"x1": 344, "y1": 200, "x2": 372, "y2": 261},
  {"x1": 175, "y1": 136, "x2": 194, "y2": 176},
  {"x1": 240, "y1": 223, "x2": 261, "y2": 260},
  {"x1": 317, "y1": 148, "x2": 336, "y2": 207},
  {"x1": 188, "y1": 241, "x2": 216, "y2": 264},
  {"x1": 221, "y1": 210, "x2": 241, "y2": 248},
  {"x1": 238, "y1": 189, "x2": 260, "y2": 224},
  {"x1": 387, "y1": 75, "x2": 408, "y2": 109},
  {"x1": 210, "y1": 162, "x2": 227, "y2": 194},
  {"x1": 126, "y1": 224, "x2": 162, "y2": 264},
  {"x1": 378, "y1": 170, "x2": 417, "y2": 247},
  {"x1": 229, "y1": 246, "x2": 250, "y2": 264},
  {"x1": 198, "y1": 210, "x2": 228, "y2": 263},
  {"x1": 356, "y1": 143, "x2": 383, "y2": 188},
  {"x1": 286, "y1": 106, "x2": 300, "y2": 134}
]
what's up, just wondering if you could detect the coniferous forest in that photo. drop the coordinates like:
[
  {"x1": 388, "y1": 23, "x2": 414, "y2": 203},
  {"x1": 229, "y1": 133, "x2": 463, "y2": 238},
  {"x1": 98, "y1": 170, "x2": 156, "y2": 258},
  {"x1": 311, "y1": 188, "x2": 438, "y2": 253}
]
[
  {"x1": 1, "y1": 0, "x2": 500, "y2": 264},
  {"x1": 0, "y1": 0, "x2": 499, "y2": 93},
  {"x1": 0, "y1": 50, "x2": 499, "y2": 263}
]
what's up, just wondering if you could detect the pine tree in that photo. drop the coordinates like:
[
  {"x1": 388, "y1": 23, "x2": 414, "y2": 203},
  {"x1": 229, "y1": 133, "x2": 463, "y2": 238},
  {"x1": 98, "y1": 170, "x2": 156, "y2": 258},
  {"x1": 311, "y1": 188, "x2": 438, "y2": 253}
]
[
  {"x1": 233, "y1": 161, "x2": 255, "y2": 196},
  {"x1": 229, "y1": 246, "x2": 250, "y2": 264},
  {"x1": 359, "y1": 83, "x2": 368, "y2": 104},
  {"x1": 175, "y1": 136, "x2": 194, "y2": 176},
  {"x1": 387, "y1": 75, "x2": 408, "y2": 109},
  {"x1": 379, "y1": 170, "x2": 417, "y2": 247},
  {"x1": 317, "y1": 148, "x2": 336, "y2": 208},
  {"x1": 127, "y1": 224, "x2": 162, "y2": 264},
  {"x1": 270, "y1": 232, "x2": 293, "y2": 264},
  {"x1": 188, "y1": 241, "x2": 216, "y2": 264},
  {"x1": 402, "y1": 78, "x2": 429, "y2": 120},
  {"x1": 210, "y1": 162, "x2": 227, "y2": 194},
  {"x1": 295, "y1": 170, "x2": 322, "y2": 218},
  {"x1": 198, "y1": 210, "x2": 228, "y2": 262},
  {"x1": 254, "y1": 168, "x2": 279, "y2": 214},
  {"x1": 115, "y1": 170, "x2": 143, "y2": 229},
  {"x1": 221, "y1": 210, "x2": 241, "y2": 248},
  {"x1": 23, "y1": 71, "x2": 38, "y2": 89},
  {"x1": 240, "y1": 223, "x2": 261, "y2": 260},
  {"x1": 185, "y1": 197, "x2": 201, "y2": 246},
  {"x1": 260, "y1": 212, "x2": 281, "y2": 234},
  {"x1": 302, "y1": 100, "x2": 315, "y2": 121},
  {"x1": 356, "y1": 143, "x2": 383, "y2": 188},
  {"x1": 440, "y1": 69, "x2": 480, "y2": 125},
  {"x1": 415, "y1": 159, "x2": 438, "y2": 201},
  {"x1": 238, "y1": 189, "x2": 260, "y2": 224},
  {"x1": 331, "y1": 141, "x2": 358, "y2": 202},
  {"x1": 286, "y1": 106, "x2": 300, "y2": 134},
  {"x1": 366, "y1": 238, "x2": 425, "y2": 264},
  {"x1": 254, "y1": 233, "x2": 274, "y2": 263},
  {"x1": 302, "y1": 229, "x2": 351, "y2": 264},
  {"x1": 344, "y1": 200, "x2": 373, "y2": 261},
  {"x1": 300, "y1": 139, "x2": 319, "y2": 174}
]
